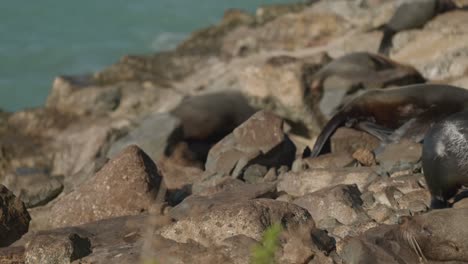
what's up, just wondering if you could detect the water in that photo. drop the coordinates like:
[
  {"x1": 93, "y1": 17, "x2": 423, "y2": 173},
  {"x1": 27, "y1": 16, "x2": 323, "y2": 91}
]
[{"x1": 0, "y1": 0, "x2": 299, "y2": 112}]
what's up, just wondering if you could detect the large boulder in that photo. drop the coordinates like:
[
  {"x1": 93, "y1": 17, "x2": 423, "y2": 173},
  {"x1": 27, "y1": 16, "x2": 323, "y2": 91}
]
[
  {"x1": 46, "y1": 145, "x2": 162, "y2": 228},
  {"x1": 204, "y1": 110, "x2": 296, "y2": 180}
]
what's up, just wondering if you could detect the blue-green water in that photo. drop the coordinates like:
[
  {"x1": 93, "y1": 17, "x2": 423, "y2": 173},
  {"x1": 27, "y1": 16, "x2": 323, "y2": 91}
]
[{"x1": 0, "y1": 0, "x2": 298, "y2": 111}]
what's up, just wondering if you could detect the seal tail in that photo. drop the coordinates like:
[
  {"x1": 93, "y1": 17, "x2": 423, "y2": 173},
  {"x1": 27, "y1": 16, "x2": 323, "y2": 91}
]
[
  {"x1": 378, "y1": 27, "x2": 396, "y2": 55},
  {"x1": 309, "y1": 110, "x2": 350, "y2": 158}
]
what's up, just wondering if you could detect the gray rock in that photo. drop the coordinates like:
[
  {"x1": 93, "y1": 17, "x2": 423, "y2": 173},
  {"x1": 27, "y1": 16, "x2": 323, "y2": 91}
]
[
  {"x1": 243, "y1": 164, "x2": 268, "y2": 183},
  {"x1": 2, "y1": 168, "x2": 63, "y2": 208},
  {"x1": 47, "y1": 75, "x2": 121, "y2": 116},
  {"x1": 107, "y1": 113, "x2": 183, "y2": 162},
  {"x1": 170, "y1": 182, "x2": 276, "y2": 220},
  {"x1": 160, "y1": 199, "x2": 314, "y2": 246},
  {"x1": 204, "y1": 110, "x2": 296, "y2": 180},
  {"x1": 277, "y1": 167, "x2": 378, "y2": 197},
  {"x1": 25, "y1": 233, "x2": 91, "y2": 264},
  {"x1": 294, "y1": 184, "x2": 368, "y2": 227},
  {"x1": 0, "y1": 185, "x2": 30, "y2": 247},
  {"x1": 375, "y1": 139, "x2": 422, "y2": 170}
]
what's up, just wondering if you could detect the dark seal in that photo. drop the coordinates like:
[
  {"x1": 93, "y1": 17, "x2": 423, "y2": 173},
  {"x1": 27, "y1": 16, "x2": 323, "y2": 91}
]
[
  {"x1": 378, "y1": 0, "x2": 457, "y2": 55},
  {"x1": 422, "y1": 110, "x2": 468, "y2": 208},
  {"x1": 309, "y1": 84, "x2": 468, "y2": 158}
]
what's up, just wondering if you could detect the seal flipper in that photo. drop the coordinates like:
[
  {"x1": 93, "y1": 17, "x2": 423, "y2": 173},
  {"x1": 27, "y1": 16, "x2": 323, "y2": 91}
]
[
  {"x1": 378, "y1": 27, "x2": 396, "y2": 55},
  {"x1": 310, "y1": 111, "x2": 351, "y2": 158},
  {"x1": 355, "y1": 121, "x2": 394, "y2": 142}
]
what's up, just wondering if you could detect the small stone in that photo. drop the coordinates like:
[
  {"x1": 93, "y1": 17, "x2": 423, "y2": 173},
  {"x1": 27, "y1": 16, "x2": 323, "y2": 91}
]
[
  {"x1": 352, "y1": 148, "x2": 375, "y2": 166},
  {"x1": 367, "y1": 204, "x2": 393, "y2": 223},
  {"x1": 243, "y1": 164, "x2": 268, "y2": 183},
  {"x1": 330, "y1": 128, "x2": 380, "y2": 155}
]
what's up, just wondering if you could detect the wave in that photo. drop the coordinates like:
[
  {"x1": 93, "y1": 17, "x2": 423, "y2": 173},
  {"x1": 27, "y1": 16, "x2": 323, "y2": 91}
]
[{"x1": 150, "y1": 32, "x2": 188, "y2": 52}]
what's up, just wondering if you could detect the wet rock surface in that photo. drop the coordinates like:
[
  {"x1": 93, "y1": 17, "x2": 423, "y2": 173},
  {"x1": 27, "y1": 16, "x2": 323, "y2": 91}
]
[{"x1": 3, "y1": 1, "x2": 468, "y2": 263}]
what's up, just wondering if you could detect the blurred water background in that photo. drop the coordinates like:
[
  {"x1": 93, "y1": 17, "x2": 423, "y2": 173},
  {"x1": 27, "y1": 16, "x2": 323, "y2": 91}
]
[{"x1": 0, "y1": 0, "x2": 297, "y2": 111}]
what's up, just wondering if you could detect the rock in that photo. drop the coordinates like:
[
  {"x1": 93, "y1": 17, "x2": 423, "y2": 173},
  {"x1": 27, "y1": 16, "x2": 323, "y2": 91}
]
[
  {"x1": 159, "y1": 199, "x2": 314, "y2": 246},
  {"x1": 171, "y1": 92, "x2": 256, "y2": 163},
  {"x1": 2, "y1": 168, "x2": 63, "y2": 208},
  {"x1": 204, "y1": 110, "x2": 296, "y2": 180},
  {"x1": 352, "y1": 148, "x2": 375, "y2": 166},
  {"x1": 46, "y1": 75, "x2": 121, "y2": 116},
  {"x1": 392, "y1": 10, "x2": 468, "y2": 80},
  {"x1": 107, "y1": 113, "x2": 183, "y2": 162},
  {"x1": 330, "y1": 127, "x2": 381, "y2": 155},
  {"x1": 0, "y1": 185, "x2": 30, "y2": 247},
  {"x1": 169, "y1": 182, "x2": 276, "y2": 220},
  {"x1": 0, "y1": 246, "x2": 25, "y2": 264},
  {"x1": 242, "y1": 164, "x2": 269, "y2": 183},
  {"x1": 47, "y1": 145, "x2": 162, "y2": 228},
  {"x1": 294, "y1": 184, "x2": 368, "y2": 227},
  {"x1": 51, "y1": 121, "x2": 126, "y2": 191},
  {"x1": 366, "y1": 203, "x2": 393, "y2": 223},
  {"x1": 303, "y1": 152, "x2": 355, "y2": 169},
  {"x1": 375, "y1": 139, "x2": 422, "y2": 170},
  {"x1": 25, "y1": 233, "x2": 91, "y2": 264},
  {"x1": 222, "y1": 10, "x2": 349, "y2": 55},
  {"x1": 237, "y1": 54, "x2": 328, "y2": 127},
  {"x1": 277, "y1": 167, "x2": 378, "y2": 197}
]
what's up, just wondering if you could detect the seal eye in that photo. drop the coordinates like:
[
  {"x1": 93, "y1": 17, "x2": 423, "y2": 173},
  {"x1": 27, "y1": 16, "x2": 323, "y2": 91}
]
[{"x1": 397, "y1": 216, "x2": 410, "y2": 225}]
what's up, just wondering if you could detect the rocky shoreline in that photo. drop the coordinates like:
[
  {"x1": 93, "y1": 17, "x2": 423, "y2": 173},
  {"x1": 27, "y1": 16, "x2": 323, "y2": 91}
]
[{"x1": 2, "y1": 0, "x2": 468, "y2": 263}]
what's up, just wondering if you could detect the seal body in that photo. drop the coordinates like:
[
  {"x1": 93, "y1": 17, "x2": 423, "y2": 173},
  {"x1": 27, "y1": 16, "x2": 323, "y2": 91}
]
[
  {"x1": 310, "y1": 84, "x2": 468, "y2": 158},
  {"x1": 422, "y1": 110, "x2": 468, "y2": 208},
  {"x1": 378, "y1": 0, "x2": 457, "y2": 55}
]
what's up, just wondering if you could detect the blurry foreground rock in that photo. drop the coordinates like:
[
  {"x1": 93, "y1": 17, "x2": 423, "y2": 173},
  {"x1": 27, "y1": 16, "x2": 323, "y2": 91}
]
[{"x1": 0, "y1": 185, "x2": 30, "y2": 247}]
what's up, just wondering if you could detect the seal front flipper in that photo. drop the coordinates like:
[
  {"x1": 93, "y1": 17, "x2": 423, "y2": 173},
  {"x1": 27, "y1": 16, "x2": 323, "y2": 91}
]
[{"x1": 310, "y1": 111, "x2": 352, "y2": 158}]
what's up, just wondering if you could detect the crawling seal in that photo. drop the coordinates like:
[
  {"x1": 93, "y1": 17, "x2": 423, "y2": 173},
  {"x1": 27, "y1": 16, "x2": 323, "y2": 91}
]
[
  {"x1": 378, "y1": 0, "x2": 457, "y2": 55},
  {"x1": 310, "y1": 84, "x2": 468, "y2": 158},
  {"x1": 422, "y1": 110, "x2": 468, "y2": 208}
]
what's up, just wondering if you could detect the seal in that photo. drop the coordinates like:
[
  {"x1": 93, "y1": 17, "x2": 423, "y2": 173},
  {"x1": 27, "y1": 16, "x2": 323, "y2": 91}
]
[
  {"x1": 397, "y1": 209, "x2": 468, "y2": 262},
  {"x1": 378, "y1": 0, "x2": 457, "y2": 55},
  {"x1": 422, "y1": 110, "x2": 468, "y2": 208},
  {"x1": 309, "y1": 84, "x2": 468, "y2": 158},
  {"x1": 303, "y1": 52, "x2": 425, "y2": 126}
]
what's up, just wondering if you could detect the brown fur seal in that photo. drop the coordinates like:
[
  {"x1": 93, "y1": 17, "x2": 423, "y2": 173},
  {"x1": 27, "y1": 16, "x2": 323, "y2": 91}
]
[
  {"x1": 422, "y1": 110, "x2": 468, "y2": 208},
  {"x1": 378, "y1": 0, "x2": 457, "y2": 55},
  {"x1": 304, "y1": 52, "x2": 425, "y2": 125},
  {"x1": 310, "y1": 84, "x2": 468, "y2": 158}
]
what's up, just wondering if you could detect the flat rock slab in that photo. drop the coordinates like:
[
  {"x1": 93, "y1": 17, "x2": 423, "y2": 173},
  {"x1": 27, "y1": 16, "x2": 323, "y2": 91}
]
[
  {"x1": 294, "y1": 184, "x2": 368, "y2": 227},
  {"x1": 47, "y1": 145, "x2": 162, "y2": 228},
  {"x1": 330, "y1": 127, "x2": 380, "y2": 155},
  {"x1": 0, "y1": 185, "x2": 30, "y2": 247},
  {"x1": 278, "y1": 167, "x2": 378, "y2": 197},
  {"x1": 170, "y1": 182, "x2": 276, "y2": 220},
  {"x1": 2, "y1": 169, "x2": 63, "y2": 208},
  {"x1": 160, "y1": 198, "x2": 314, "y2": 247}
]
